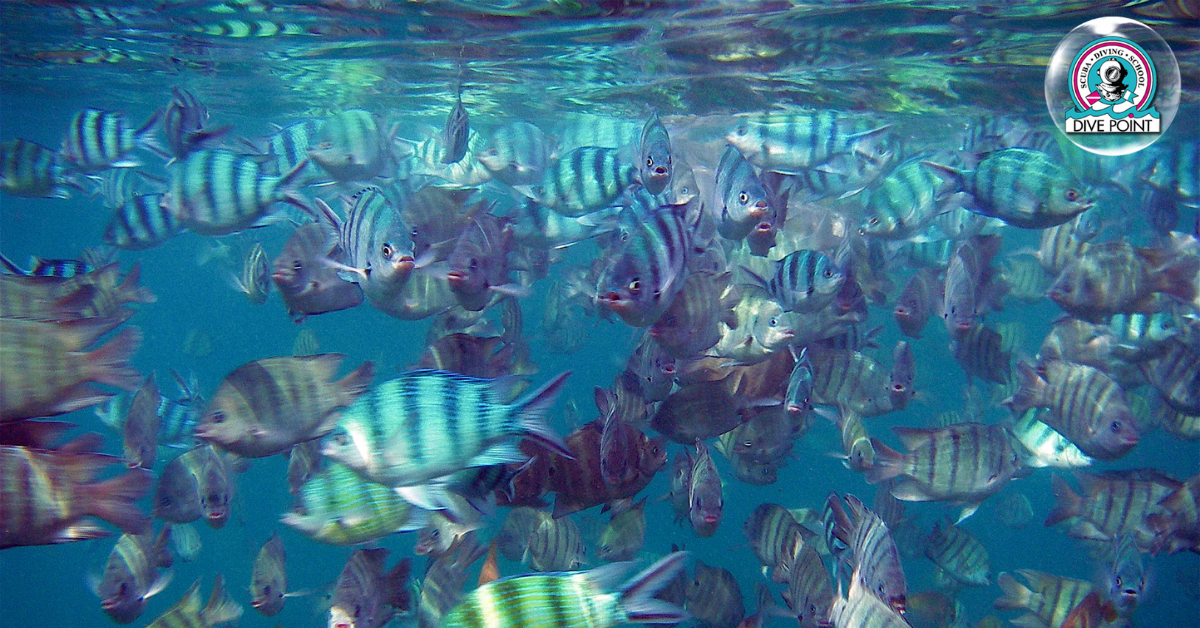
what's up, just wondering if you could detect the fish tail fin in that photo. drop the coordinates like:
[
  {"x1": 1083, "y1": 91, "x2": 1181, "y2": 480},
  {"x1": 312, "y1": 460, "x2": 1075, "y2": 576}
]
[
  {"x1": 994, "y1": 572, "x2": 1033, "y2": 610},
  {"x1": 514, "y1": 370, "x2": 573, "y2": 459},
  {"x1": 80, "y1": 467, "x2": 152, "y2": 535},
  {"x1": 1045, "y1": 474, "x2": 1081, "y2": 527},
  {"x1": 116, "y1": 261, "x2": 158, "y2": 305},
  {"x1": 384, "y1": 557, "x2": 412, "y2": 612},
  {"x1": 201, "y1": 574, "x2": 244, "y2": 627},
  {"x1": 154, "y1": 525, "x2": 174, "y2": 569},
  {"x1": 0, "y1": 252, "x2": 25, "y2": 274},
  {"x1": 337, "y1": 361, "x2": 376, "y2": 405},
  {"x1": 862, "y1": 438, "x2": 905, "y2": 484},
  {"x1": 87, "y1": 326, "x2": 144, "y2": 391},
  {"x1": 1156, "y1": 253, "x2": 1200, "y2": 303},
  {"x1": 618, "y1": 551, "x2": 689, "y2": 624},
  {"x1": 1004, "y1": 361, "x2": 1043, "y2": 415}
]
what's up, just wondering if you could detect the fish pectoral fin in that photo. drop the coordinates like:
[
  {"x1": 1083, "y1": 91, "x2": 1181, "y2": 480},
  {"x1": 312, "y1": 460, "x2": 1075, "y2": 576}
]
[
  {"x1": 396, "y1": 484, "x2": 452, "y2": 511},
  {"x1": 145, "y1": 569, "x2": 174, "y2": 600},
  {"x1": 467, "y1": 442, "x2": 525, "y2": 468},
  {"x1": 955, "y1": 502, "x2": 982, "y2": 524}
]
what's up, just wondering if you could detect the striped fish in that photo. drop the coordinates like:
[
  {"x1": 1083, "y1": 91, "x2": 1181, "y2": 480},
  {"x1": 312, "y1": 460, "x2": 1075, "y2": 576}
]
[
  {"x1": 163, "y1": 87, "x2": 230, "y2": 162},
  {"x1": 859, "y1": 156, "x2": 958, "y2": 240},
  {"x1": 90, "y1": 527, "x2": 173, "y2": 624},
  {"x1": 195, "y1": 355, "x2": 374, "y2": 459},
  {"x1": 144, "y1": 575, "x2": 243, "y2": 628},
  {"x1": 825, "y1": 493, "x2": 906, "y2": 614},
  {"x1": 743, "y1": 502, "x2": 806, "y2": 574},
  {"x1": 0, "y1": 253, "x2": 93, "y2": 278},
  {"x1": 164, "y1": 149, "x2": 308, "y2": 235},
  {"x1": 478, "y1": 121, "x2": 551, "y2": 186},
  {"x1": 264, "y1": 119, "x2": 321, "y2": 181},
  {"x1": 322, "y1": 369, "x2": 571, "y2": 496},
  {"x1": 410, "y1": 129, "x2": 494, "y2": 188},
  {"x1": 866, "y1": 422, "x2": 1024, "y2": 522},
  {"x1": 726, "y1": 110, "x2": 892, "y2": 176},
  {"x1": 808, "y1": 349, "x2": 893, "y2": 418},
  {"x1": 1012, "y1": 408, "x2": 1093, "y2": 469},
  {"x1": 329, "y1": 549, "x2": 411, "y2": 628},
  {"x1": 105, "y1": 193, "x2": 186, "y2": 250},
  {"x1": 597, "y1": 498, "x2": 647, "y2": 562},
  {"x1": 1145, "y1": 474, "x2": 1200, "y2": 555},
  {"x1": 189, "y1": 18, "x2": 309, "y2": 38},
  {"x1": 827, "y1": 571, "x2": 909, "y2": 628},
  {"x1": 442, "y1": 87, "x2": 470, "y2": 164},
  {"x1": 554, "y1": 113, "x2": 641, "y2": 152},
  {"x1": 1036, "y1": 213, "x2": 1098, "y2": 276},
  {"x1": 282, "y1": 462, "x2": 424, "y2": 546},
  {"x1": 1, "y1": 138, "x2": 75, "y2": 198},
  {"x1": 745, "y1": 249, "x2": 845, "y2": 314},
  {"x1": 440, "y1": 551, "x2": 687, "y2": 628},
  {"x1": 61, "y1": 108, "x2": 160, "y2": 172},
  {"x1": 0, "y1": 316, "x2": 142, "y2": 422},
  {"x1": 594, "y1": 197, "x2": 690, "y2": 327},
  {"x1": 924, "y1": 519, "x2": 990, "y2": 586},
  {"x1": 1046, "y1": 469, "x2": 1182, "y2": 547},
  {"x1": 637, "y1": 114, "x2": 672, "y2": 195},
  {"x1": 951, "y1": 324, "x2": 1011, "y2": 385},
  {"x1": 525, "y1": 509, "x2": 586, "y2": 571},
  {"x1": 1141, "y1": 338, "x2": 1200, "y2": 416},
  {"x1": 995, "y1": 570, "x2": 1093, "y2": 628},
  {"x1": 418, "y1": 534, "x2": 488, "y2": 628},
  {"x1": 925, "y1": 148, "x2": 1093, "y2": 230},
  {"x1": 529, "y1": 146, "x2": 638, "y2": 218},
  {"x1": 0, "y1": 441, "x2": 151, "y2": 548},
  {"x1": 780, "y1": 545, "x2": 834, "y2": 628},
  {"x1": 95, "y1": 370, "x2": 204, "y2": 451},
  {"x1": 713, "y1": 144, "x2": 770, "y2": 241},
  {"x1": 122, "y1": 373, "x2": 161, "y2": 470},
  {"x1": 1008, "y1": 360, "x2": 1140, "y2": 461},
  {"x1": 308, "y1": 109, "x2": 387, "y2": 182}
]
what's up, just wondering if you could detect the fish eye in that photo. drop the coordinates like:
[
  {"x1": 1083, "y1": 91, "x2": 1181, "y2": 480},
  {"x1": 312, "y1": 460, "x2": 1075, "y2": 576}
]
[
  {"x1": 768, "y1": 317, "x2": 778, "y2": 326},
  {"x1": 1110, "y1": 420, "x2": 1122, "y2": 433},
  {"x1": 868, "y1": 217, "x2": 879, "y2": 225},
  {"x1": 823, "y1": 269, "x2": 833, "y2": 278},
  {"x1": 646, "y1": 158, "x2": 654, "y2": 167},
  {"x1": 382, "y1": 243, "x2": 394, "y2": 259},
  {"x1": 468, "y1": 258, "x2": 478, "y2": 271},
  {"x1": 738, "y1": 192, "x2": 749, "y2": 204},
  {"x1": 411, "y1": 227, "x2": 419, "y2": 238},
  {"x1": 209, "y1": 411, "x2": 225, "y2": 424},
  {"x1": 628, "y1": 279, "x2": 641, "y2": 294},
  {"x1": 292, "y1": 261, "x2": 303, "y2": 271},
  {"x1": 333, "y1": 432, "x2": 349, "y2": 446},
  {"x1": 736, "y1": 126, "x2": 747, "y2": 136},
  {"x1": 430, "y1": 529, "x2": 440, "y2": 538},
  {"x1": 1065, "y1": 189, "x2": 1078, "y2": 201}
]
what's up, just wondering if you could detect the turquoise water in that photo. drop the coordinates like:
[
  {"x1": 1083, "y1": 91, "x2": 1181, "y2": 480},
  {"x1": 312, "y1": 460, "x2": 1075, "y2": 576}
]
[{"x1": 1, "y1": 2, "x2": 1198, "y2": 628}]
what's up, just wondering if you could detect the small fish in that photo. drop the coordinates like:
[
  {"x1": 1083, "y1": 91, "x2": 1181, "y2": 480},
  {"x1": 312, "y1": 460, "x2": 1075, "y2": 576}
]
[
  {"x1": 743, "y1": 502, "x2": 806, "y2": 574},
  {"x1": 1, "y1": 138, "x2": 76, "y2": 198},
  {"x1": 441, "y1": 86, "x2": 470, "y2": 164},
  {"x1": 61, "y1": 108, "x2": 161, "y2": 172},
  {"x1": 1046, "y1": 469, "x2": 1181, "y2": 546},
  {"x1": 825, "y1": 493, "x2": 907, "y2": 614},
  {"x1": 0, "y1": 254, "x2": 93, "y2": 278},
  {"x1": 925, "y1": 148, "x2": 1093, "y2": 229},
  {"x1": 168, "y1": 522, "x2": 201, "y2": 563},
  {"x1": 105, "y1": 194, "x2": 186, "y2": 250},
  {"x1": 714, "y1": 144, "x2": 771, "y2": 241},
  {"x1": 317, "y1": 186, "x2": 417, "y2": 309},
  {"x1": 1047, "y1": 241, "x2": 1199, "y2": 323},
  {"x1": 648, "y1": 271, "x2": 737, "y2": 358},
  {"x1": 526, "y1": 146, "x2": 638, "y2": 217},
  {"x1": 418, "y1": 534, "x2": 489, "y2": 628},
  {"x1": 282, "y1": 462, "x2": 425, "y2": 546},
  {"x1": 144, "y1": 575, "x2": 242, "y2": 628},
  {"x1": 686, "y1": 560, "x2": 746, "y2": 628},
  {"x1": 308, "y1": 109, "x2": 388, "y2": 182},
  {"x1": 597, "y1": 387, "x2": 640, "y2": 488},
  {"x1": 1106, "y1": 534, "x2": 1146, "y2": 617},
  {"x1": 445, "y1": 212, "x2": 523, "y2": 312},
  {"x1": 743, "y1": 249, "x2": 845, "y2": 314},
  {"x1": 994, "y1": 570, "x2": 1094, "y2": 628},
  {"x1": 122, "y1": 373, "x2": 161, "y2": 470},
  {"x1": 250, "y1": 531, "x2": 299, "y2": 617},
  {"x1": 477, "y1": 121, "x2": 551, "y2": 186},
  {"x1": 153, "y1": 444, "x2": 233, "y2": 529},
  {"x1": 637, "y1": 114, "x2": 672, "y2": 195},
  {"x1": 726, "y1": 110, "x2": 891, "y2": 177},
  {"x1": 1010, "y1": 408, "x2": 1093, "y2": 469},
  {"x1": 859, "y1": 156, "x2": 959, "y2": 240},
  {"x1": 524, "y1": 510, "x2": 586, "y2": 571},
  {"x1": 779, "y1": 545, "x2": 834, "y2": 628},
  {"x1": 597, "y1": 497, "x2": 647, "y2": 562},
  {"x1": 888, "y1": 341, "x2": 916, "y2": 410},
  {"x1": 90, "y1": 526, "x2": 173, "y2": 624},
  {"x1": 228, "y1": 242, "x2": 271, "y2": 305},
  {"x1": 689, "y1": 439, "x2": 723, "y2": 538},
  {"x1": 271, "y1": 222, "x2": 365, "y2": 323},
  {"x1": 328, "y1": 549, "x2": 411, "y2": 628},
  {"x1": 415, "y1": 509, "x2": 482, "y2": 559},
  {"x1": 623, "y1": 333, "x2": 677, "y2": 403},
  {"x1": 924, "y1": 519, "x2": 990, "y2": 586},
  {"x1": 710, "y1": 292, "x2": 796, "y2": 365},
  {"x1": 594, "y1": 198, "x2": 691, "y2": 327},
  {"x1": 828, "y1": 572, "x2": 909, "y2": 628},
  {"x1": 162, "y1": 87, "x2": 230, "y2": 162}
]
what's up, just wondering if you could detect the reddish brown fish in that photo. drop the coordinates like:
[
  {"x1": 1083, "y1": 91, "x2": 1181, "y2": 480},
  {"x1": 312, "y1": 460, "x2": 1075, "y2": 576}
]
[{"x1": 271, "y1": 222, "x2": 364, "y2": 323}]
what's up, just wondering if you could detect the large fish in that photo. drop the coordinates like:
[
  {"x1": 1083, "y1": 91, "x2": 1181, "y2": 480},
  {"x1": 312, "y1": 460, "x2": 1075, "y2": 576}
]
[
  {"x1": 597, "y1": 497, "x2": 648, "y2": 562},
  {"x1": 445, "y1": 212, "x2": 524, "y2": 312},
  {"x1": 994, "y1": 570, "x2": 1094, "y2": 628},
  {"x1": 726, "y1": 110, "x2": 891, "y2": 177},
  {"x1": 541, "y1": 418, "x2": 666, "y2": 518},
  {"x1": 1047, "y1": 241, "x2": 1198, "y2": 323},
  {"x1": 440, "y1": 551, "x2": 687, "y2": 628},
  {"x1": 61, "y1": 107, "x2": 160, "y2": 172},
  {"x1": 152, "y1": 445, "x2": 233, "y2": 529},
  {"x1": 595, "y1": 197, "x2": 691, "y2": 327},
  {"x1": 713, "y1": 144, "x2": 770, "y2": 241},
  {"x1": 322, "y1": 369, "x2": 571, "y2": 499},
  {"x1": 308, "y1": 109, "x2": 389, "y2": 182},
  {"x1": 924, "y1": 519, "x2": 990, "y2": 586},
  {"x1": 195, "y1": 354, "x2": 374, "y2": 458},
  {"x1": 686, "y1": 560, "x2": 745, "y2": 628},
  {"x1": 271, "y1": 222, "x2": 365, "y2": 322},
  {"x1": 825, "y1": 493, "x2": 907, "y2": 615},
  {"x1": 315, "y1": 187, "x2": 417, "y2": 309},
  {"x1": 743, "y1": 249, "x2": 845, "y2": 314},
  {"x1": 477, "y1": 121, "x2": 551, "y2": 186},
  {"x1": 866, "y1": 422, "x2": 1025, "y2": 522},
  {"x1": 1, "y1": 138, "x2": 78, "y2": 198},
  {"x1": 163, "y1": 149, "x2": 308, "y2": 236},
  {"x1": 1046, "y1": 469, "x2": 1182, "y2": 547},
  {"x1": 282, "y1": 462, "x2": 426, "y2": 546},
  {"x1": 527, "y1": 146, "x2": 638, "y2": 217}
]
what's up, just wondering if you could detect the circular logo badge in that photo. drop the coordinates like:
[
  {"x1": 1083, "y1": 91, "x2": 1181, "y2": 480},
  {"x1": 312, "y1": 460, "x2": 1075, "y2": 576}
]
[{"x1": 1045, "y1": 17, "x2": 1180, "y2": 156}]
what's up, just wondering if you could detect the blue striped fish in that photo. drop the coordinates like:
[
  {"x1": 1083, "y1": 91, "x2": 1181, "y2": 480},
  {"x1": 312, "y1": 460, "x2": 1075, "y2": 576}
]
[
  {"x1": 315, "y1": 187, "x2": 415, "y2": 307},
  {"x1": 713, "y1": 144, "x2": 770, "y2": 241},
  {"x1": 440, "y1": 551, "x2": 688, "y2": 628},
  {"x1": 637, "y1": 114, "x2": 672, "y2": 195},
  {"x1": 282, "y1": 462, "x2": 425, "y2": 546},
  {"x1": 164, "y1": 149, "x2": 308, "y2": 236},
  {"x1": 725, "y1": 110, "x2": 892, "y2": 176},
  {"x1": 1, "y1": 138, "x2": 76, "y2": 198},
  {"x1": 594, "y1": 192, "x2": 691, "y2": 327},
  {"x1": 528, "y1": 146, "x2": 638, "y2": 218},
  {"x1": 743, "y1": 249, "x2": 845, "y2": 314},
  {"x1": 61, "y1": 108, "x2": 161, "y2": 172},
  {"x1": 104, "y1": 193, "x2": 186, "y2": 250},
  {"x1": 0, "y1": 254, "x2": 93, "y2": 278},
  {"x1": 308, "y1": 109, "x2": 387, "y2": 182},
  {"x1": 321, "y1": 369, "x2": 571, "y2": 502}
]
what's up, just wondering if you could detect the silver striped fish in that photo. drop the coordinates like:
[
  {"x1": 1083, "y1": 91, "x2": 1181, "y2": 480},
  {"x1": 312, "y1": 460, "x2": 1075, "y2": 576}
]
[
  {"x1": 61, "y1": 108, "x2": 161, "y2": 172},
  {"x1": 529, "y1": 146, "x2": 638, "y2": 218},
  {"x1": 924, "y1": 519, "x2": 990, "y2": 586},
  {"x1": 164, "y1": 149, "x2": 308, "y2": 235},
  {"x1": 321, "y1": 369, "x2": 571, "y2": 499}
]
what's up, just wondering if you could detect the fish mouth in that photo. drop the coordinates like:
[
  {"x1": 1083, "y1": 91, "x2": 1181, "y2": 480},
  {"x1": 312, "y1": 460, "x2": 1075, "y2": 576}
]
[
  {"x1": 755, "y1": 221, "x2": 772, "y2": 233},
  {"x1": 446, "y1": 270, "x2": 466, "y2": 284},
  {"x1": 652, "y1": 166, "x2": 669, "y2": 177},
  {"x1": 702, "y1": 514, "x2": 719, "y2": 523},
  {"x1": 101, "y1": 598, "x2": 122, "y2": 611}
]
